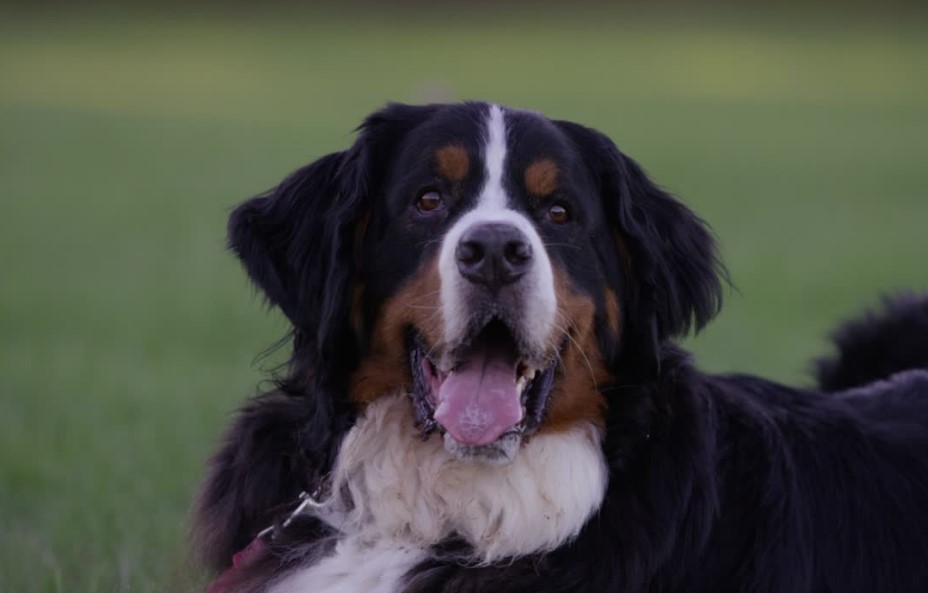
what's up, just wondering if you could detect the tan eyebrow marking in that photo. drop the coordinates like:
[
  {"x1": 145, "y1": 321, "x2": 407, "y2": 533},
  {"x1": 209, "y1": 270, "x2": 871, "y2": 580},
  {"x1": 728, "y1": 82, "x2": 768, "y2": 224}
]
[
  {"x1": 434, "y1": 144, "x2": 470, "y2": 182},
  {"x1": 524, "y1": 158, "x2": 559, "y2": 197}
]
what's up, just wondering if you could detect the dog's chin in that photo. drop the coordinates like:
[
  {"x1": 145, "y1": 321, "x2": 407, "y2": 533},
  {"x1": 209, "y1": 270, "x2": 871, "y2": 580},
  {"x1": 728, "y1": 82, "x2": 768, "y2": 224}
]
[
  {"x1": 409, "y1": 318, "x2": 561, "y2": 465},
  {"x1": 442, "y1": 432, "x2": 523, "y2": 465}
]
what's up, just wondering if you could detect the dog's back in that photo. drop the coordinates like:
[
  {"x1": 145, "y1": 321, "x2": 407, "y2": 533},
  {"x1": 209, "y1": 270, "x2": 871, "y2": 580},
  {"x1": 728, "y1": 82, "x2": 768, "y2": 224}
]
[{"x1": 702, "y1": 295, "x2": 928, "y2": 593}]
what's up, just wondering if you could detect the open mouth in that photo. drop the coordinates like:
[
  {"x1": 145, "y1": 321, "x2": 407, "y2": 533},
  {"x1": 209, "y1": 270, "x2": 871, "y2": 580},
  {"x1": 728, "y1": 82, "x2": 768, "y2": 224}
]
[{"x1": 410, "y1": 319, "x2": 558, "y2": 463}]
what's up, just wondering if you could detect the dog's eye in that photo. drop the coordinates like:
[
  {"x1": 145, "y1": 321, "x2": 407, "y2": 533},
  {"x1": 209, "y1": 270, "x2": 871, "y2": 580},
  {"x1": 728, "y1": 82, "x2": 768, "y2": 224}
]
[
  {"x1": 416, "y1": 190, "x2": 443, "y2": 213},
  {"x1": 547, "y1": 203, "x2": 570, "y2": 224}
]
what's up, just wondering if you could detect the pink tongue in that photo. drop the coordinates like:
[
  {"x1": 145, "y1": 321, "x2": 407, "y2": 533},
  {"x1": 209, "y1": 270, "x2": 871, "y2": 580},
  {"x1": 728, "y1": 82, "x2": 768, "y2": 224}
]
[{"x1": 434, "y1": 343, "x2": 523, "y2": 446}]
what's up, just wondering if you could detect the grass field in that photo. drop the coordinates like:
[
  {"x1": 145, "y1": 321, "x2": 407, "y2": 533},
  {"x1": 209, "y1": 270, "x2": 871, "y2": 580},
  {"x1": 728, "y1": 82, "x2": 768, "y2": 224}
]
[{"x1": 1, "y1": 5, "x2": 926, "y2": 592}]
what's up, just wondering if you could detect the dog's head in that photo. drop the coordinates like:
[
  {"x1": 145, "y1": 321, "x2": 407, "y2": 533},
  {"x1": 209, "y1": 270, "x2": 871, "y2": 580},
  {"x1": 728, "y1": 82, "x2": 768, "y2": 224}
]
[{"x1": 230, "y1": 102, "x2": 723, "y2": 464}]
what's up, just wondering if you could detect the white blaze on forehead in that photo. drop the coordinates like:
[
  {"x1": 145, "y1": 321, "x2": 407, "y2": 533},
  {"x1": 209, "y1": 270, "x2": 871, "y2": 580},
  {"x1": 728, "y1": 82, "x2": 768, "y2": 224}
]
[
  {"x1": 479, "y1": 104, "x2": 509, "y2": 210},
  {"x1": 437, "y1": 104, "x2": 558, "y2": 356}
]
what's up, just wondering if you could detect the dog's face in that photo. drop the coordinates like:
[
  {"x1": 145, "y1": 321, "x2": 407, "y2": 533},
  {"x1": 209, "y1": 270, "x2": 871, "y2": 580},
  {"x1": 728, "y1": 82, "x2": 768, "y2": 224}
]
[
  {"x1": 229, "y1": 102, "x2": 722, "y2": 464},
  {"x1": 354, "y1": 105, "x2": 622, "y2": 463}
]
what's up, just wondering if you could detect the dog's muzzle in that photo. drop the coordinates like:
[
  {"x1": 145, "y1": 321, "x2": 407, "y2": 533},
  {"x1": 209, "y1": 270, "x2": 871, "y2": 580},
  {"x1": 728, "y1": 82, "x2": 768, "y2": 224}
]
[{"x1": 413, "y1": 217, "x2": 561, "y2": 463}]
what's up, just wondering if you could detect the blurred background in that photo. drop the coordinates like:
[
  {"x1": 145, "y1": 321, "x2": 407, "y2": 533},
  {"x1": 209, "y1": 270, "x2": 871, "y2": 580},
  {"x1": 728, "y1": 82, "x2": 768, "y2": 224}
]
[{"x1": 1, "y1": 2, "x2": 925, "y2": 591}]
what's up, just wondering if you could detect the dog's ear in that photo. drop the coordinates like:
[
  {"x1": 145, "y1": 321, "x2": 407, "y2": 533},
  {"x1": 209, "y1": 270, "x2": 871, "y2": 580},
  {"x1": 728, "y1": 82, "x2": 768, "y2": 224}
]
[
  {"x1": 198, "y1": 104, "x2": 440, "y2": 572},
  {"x1": 557, "y1": 121, "x2": 725, "y2": 370},
  {"x1": 229, "y1": 103, "x2": 439, "y2": 373},
  {"x1": 229, "y1": 151, "x2": 355, "y2": 330}
]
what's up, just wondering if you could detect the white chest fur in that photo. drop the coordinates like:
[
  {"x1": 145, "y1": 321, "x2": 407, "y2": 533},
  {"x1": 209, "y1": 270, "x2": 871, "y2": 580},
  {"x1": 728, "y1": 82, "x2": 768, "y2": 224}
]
[
  {"x1": 269, "y1": 393, "x2": 607, "y2": 593},
  {"x1": 268, "y1": 538, "x2": 426, "y2": 593}
]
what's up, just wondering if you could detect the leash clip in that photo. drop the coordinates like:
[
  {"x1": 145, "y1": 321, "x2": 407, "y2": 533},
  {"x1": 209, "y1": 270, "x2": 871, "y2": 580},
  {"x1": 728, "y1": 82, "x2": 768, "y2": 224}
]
[{"x1": 257, "y1": 489, "x2": 325, "y2": 540}]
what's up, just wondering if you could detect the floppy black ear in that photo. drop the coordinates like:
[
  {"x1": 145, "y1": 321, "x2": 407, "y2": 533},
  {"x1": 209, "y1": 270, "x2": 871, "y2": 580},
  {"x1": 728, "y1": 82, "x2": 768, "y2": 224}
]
[
  {"x1": 229, "y1": 149, "x2": 363, "y2": 364},
  {"x1": 557, "y1": 121, "x2": 725, "y2": 367},
  {"x1": 609, "y1": 147, "x2": 725, "y2": 339},
  {"x1": 229, "y1": 103, "x2": 441, "y2": 375}
]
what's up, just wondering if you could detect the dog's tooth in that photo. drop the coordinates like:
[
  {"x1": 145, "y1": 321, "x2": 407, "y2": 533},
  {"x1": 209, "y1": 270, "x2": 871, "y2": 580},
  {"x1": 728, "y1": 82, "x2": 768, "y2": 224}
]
[
  {"x1": 516, "y1": 375, "x2": 527, "y2": 393},
  {"x1": 518, "y1": 367, "x2": 537, "y2": 380}
]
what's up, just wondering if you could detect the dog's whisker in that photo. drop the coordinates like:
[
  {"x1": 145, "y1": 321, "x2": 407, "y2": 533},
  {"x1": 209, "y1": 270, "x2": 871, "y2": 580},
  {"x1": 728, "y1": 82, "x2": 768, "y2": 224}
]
[{"x1": 552, "y1": 312, "x2": 597, "y2": 387}]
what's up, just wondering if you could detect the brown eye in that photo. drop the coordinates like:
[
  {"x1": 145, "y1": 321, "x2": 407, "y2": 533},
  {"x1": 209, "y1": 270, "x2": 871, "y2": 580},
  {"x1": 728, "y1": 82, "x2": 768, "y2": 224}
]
[
  {"x1": 547, "y1": 203, "x2": 570, "y2": 224},
  {"x1": 416, "y1": 190, "x2": 443, "y2": 213}
]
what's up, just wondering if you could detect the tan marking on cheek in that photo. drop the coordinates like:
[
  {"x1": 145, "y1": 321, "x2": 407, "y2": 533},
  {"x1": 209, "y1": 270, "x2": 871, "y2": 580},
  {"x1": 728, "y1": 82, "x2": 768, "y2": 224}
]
[
  {"x1": 348, "y1": 212, "x2": 372, "y2": 338},
  {"x1": 354, "y1": 211, "x2": 371, "y2": 265},
  {"x1": 350, "y1": 256, "x2": 443, "y2": 405},
  {"x1": 612, "y1": 229, "x2": 632, "y2": 274},
  {"x1": 434, "y1": 144, "x2": 470, "y2": 182},
  {"x1": 350, "y1": 283, "x2": 365, "y2": 338},
  {"x1": 537, "y1": 266, "x2": 612, "y2": 434},
  {"x1": 524, "y1": 158, "x2": 559, "y2": 197},
  {"x1": 604, "y1": 287, "x2": 621, "y2": 337}
]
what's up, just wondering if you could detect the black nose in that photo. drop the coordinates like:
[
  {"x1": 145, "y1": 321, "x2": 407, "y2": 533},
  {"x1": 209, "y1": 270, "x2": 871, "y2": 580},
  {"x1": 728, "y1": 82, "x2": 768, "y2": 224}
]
[{"x1": 455, "y1": 223, "x2": 533, "y2": 290}]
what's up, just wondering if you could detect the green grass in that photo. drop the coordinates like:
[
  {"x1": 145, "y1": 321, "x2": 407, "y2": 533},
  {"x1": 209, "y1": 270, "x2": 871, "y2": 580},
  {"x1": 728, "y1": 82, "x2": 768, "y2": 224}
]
[{"x1": 1, "y1": 6, "x2": 926, "y2": 592}]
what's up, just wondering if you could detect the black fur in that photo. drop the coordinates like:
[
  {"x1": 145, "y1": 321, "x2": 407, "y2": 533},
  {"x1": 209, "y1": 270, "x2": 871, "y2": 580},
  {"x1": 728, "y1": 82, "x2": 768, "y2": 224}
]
[
  {"x1": 816, "y1": 293, "x2": 928, "y2": 391},
  {"x1": 194, "y1": 394, "x2": 320, "y2": 569},
  {"x1": 194, "y1": 102, "x2": 928, "y2": 592}
]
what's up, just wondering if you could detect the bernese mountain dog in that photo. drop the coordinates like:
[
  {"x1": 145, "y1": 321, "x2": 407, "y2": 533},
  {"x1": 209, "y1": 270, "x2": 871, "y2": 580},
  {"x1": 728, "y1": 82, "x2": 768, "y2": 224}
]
[{"x1": 193, "y1": 102, "x2": 928, "y2": 593}]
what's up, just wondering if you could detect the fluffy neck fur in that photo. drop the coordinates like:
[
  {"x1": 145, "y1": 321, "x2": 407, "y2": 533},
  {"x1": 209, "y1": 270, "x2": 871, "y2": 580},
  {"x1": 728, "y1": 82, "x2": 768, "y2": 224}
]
[{"x1": 313, "y1": 392, "x2": 609, "y2": 563}]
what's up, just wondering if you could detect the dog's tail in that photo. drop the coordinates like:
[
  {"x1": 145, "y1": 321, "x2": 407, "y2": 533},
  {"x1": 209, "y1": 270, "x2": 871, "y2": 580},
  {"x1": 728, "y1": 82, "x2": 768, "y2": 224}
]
[{"x1": 816, "y1": 292, "x2": 928, "y2": 392}]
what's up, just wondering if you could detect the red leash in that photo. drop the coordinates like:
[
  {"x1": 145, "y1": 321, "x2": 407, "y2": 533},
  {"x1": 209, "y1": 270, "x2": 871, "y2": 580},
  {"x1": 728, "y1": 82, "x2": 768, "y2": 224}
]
[
  {"x1": 205, "y1": 491, "x2": 318, "y2": 593},
  {"x1": 206, "y1": 535, "x2": 270, "y2": 593}
]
